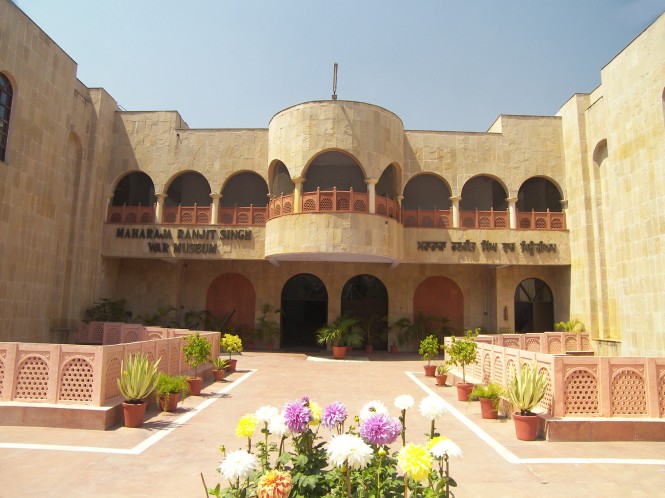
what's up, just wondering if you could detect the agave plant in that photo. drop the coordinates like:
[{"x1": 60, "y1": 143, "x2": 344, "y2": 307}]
[
  {"x1": 117, "y1": 353, "x2": 161, "y2": 404},
  {"x1": 506, "y1": 362, "x2": 549, "y2": 416}
]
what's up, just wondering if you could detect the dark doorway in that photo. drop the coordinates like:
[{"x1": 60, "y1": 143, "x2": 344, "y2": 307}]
[
  {"x1": 341, "y1": 274, "x2": 389, "y2": 350},
  {"x1": 514, "y1": 278, "x2": 554, "y2": 332},
  {"x1": 281, "y1": 274, "x2": 328, "y2": 349}
]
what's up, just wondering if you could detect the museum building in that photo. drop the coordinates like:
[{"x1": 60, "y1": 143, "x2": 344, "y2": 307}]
[{"x1": 1, "y1": 0, "x2": 664, "y2": 356}]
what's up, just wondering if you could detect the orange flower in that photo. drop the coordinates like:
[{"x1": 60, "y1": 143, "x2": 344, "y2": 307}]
[{"x1": 257, "y1": 470, "x2": 293, "y2": 498}]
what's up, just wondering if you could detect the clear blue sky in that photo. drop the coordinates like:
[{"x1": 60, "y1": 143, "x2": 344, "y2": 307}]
[{"x1": 14, "y1": 0, "x2": 664, "y2": 131}]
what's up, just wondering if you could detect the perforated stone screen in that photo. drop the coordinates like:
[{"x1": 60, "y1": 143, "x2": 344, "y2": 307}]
[
  {"x1": 58, "y1": 357, "x2": 94, "y2": 403},
  {"x1": 611, "y1": 369, "x2": 647, "y2": 415},
  {"x1": 15, "y1": 356, "x2": 49, "y2": 400},
  {"x1": 526, "y1": 338, "x2": 540, "y2": 352},
  {"x1": 104, "y1": 356, "x2": 121, "y2": 401},
  {"x1": 564, "y1": 369, "x2": 599, "y2": 415}
]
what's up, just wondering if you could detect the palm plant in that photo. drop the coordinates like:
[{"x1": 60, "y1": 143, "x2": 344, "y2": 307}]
[{"x1": 316, "y1": 315, "x2": 364, "y2": 348}]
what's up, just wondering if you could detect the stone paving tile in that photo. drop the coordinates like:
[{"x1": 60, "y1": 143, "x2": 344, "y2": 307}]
[{"x1": 1, "y1": 351, "x2": 664, "y2": 497}]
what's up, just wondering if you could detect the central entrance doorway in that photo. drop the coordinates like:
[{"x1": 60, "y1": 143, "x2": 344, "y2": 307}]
[
  {"x1": 281, "y1": 273, "x2": 328, "y2": 349},
  {"x1": 341, "y1": 274, "x2": 388, "y2": 351},
  {"x1": 514, "y1": 278, "x2": 554, "y2": 332}
]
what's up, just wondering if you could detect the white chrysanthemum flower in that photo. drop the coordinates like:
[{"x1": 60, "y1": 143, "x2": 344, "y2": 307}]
[
  {"x1": 218, "y1": 449, "x2": 259, "y2": 482},
  {"x1": 255, "y1": 405, "x2": 279, "y2": 424},
  {"x1": 430, "y1": 438, "x2": 463, "y2": 460},
  {"x1": 419, "y1": 395, "x2": 446, "y2": 421},
  {"x1": 394, "y1": 394, "x2": 415, "y2": 411},
  {"x1": 326, "y1": 434, "x2": 373, "y2": 470},
  {"x1": 359, "y1": 400, "x2": 389, "y2": 421},
  {"x1": 268, "y1": 413, "x2": 291, "y2": 438}
]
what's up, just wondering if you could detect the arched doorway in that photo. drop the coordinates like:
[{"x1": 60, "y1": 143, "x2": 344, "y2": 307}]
[
  {"x1": 206, "y1": 273, "x2": 256, "y2": 336},
  {"x1": 341, "y1": 275, "x2": 388, "y2": 350},
  {"x1": 514, "y1": 278, "x2": 554, "y2": 332},
  {"x1": 281, "y1": 274, "x2": 328, "y2": 349},
  {"x1": 413, "y1": 276, "x2": 464, "y2": 332}
]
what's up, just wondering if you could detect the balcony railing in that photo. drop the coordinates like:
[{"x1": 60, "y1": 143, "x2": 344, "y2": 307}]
[
  {"x1": 517, "y1": 209, "x2": 566, "y2": 230},
  {"x1": 163, "y1": 204, "x2": 212, "y2": 225},
  {"x1": 268, "y1": 189, "x2": 400, "y2": 220},
  {"x1": 106, "y1": 200, "x2": 565, "y2": 230},
  {"x1": 107, "y1": 204, "x2": 156, "y2": 224}
]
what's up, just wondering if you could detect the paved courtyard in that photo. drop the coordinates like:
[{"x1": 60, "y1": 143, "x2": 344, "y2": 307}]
[{"x1": 1, "y1": 351, "x2": 664, "y2": 497}]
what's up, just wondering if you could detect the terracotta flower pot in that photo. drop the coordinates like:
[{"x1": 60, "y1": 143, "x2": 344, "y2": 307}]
[
  {"x1": 423, "y1": 364, "x2": 437, "y2": 377},
  {"x1": 365, "y1": 344, "x2": 374, "y2": 354},
  {"x1": 227, "y1": 359, "x2": 238, "y2": 372},
  {"x1": 159, "y1": 393, "x2": 181, "y2": 412},
  {"x1": 435, "y1": 374, "x2": 448, "y2": 386},
  {"x1": 212, "y1": 369, "x2": 226, "y2": 381},
  {"x1": 187, "y1": 376, "x2": 203, "y2": 396},
  {"x1": 332, "y1": 345, "x2": 347, "y2": 359},
  {"x1": 479, "y1": 397, "x2": 498, "y2": 419},
  {"x1": 122, "y1": 401, "x2": 147, "y2": 428},
  {"x1": 456, "y1": 382, "x2": 474, "y2": 401},
  {"x1": 513, "y1": 413, "x2": 539, "y2": 441}
]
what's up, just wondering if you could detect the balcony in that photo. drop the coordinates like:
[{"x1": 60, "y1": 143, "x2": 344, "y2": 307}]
[{"x1": 106, "y1": 197, "x2": 565, "y2": 230}]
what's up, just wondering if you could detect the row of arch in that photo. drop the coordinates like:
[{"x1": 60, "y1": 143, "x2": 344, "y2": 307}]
[
  {"x1": 206, "y1": 272, "x2": 554, "y2": 350},
  {"x1": 113, "y1": 150, "x2": 564, "y2": 213}
]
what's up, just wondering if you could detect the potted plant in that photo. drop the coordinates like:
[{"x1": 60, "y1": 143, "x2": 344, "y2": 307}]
[
  {"x1": 155, "y1": 373, "x2": 190, "y2": 412},
  {"x1": 116, "y1": 353, "x2": 160, "y2": 428},
  {"x1": 435, "y1": 362, "x2": 450, "y2": 386},
  {"x1": 418, "y1": 335, "x2": 441, "y2": 376},
  {"x1": 220, "y1": 333, "x2": 243, "y2": 372},
  {"x1": 316, "y1": 314, "x2": 363, "y2": 359},
  {"x1": 470, "y1": 381, "x2": 504, "y2": 419},
  {"x1": 359, "y1": 315, "x2": 387, "y2": 354},
  {"x1": 554, "y1": 318, "x2": 586, "y2": 333},
  {"x1": 256, "y1": 303, "x2": 281, "y2": 350},
  {"x1": 444, "y1": 328, "x2": 479, "y2": 401},
  {"x1": 182, "y1": 333, "x2": 212, "y2": 396},
  {"x1": 507, "y1": 362, "x2": 549, "y2": 440},
  {"x1": 211, "y1": 356, "x2": 230, "y2": 381}
]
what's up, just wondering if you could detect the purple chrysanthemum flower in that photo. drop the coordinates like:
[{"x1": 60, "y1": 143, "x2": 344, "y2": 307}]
[
  {"x1": 359, "y1": 413, "x2": 402, "y2": 446},
  {"x1": 321, "y1": 401, "x2": 348, "y2": 429},
  {"x1": 283, "y1": 399, "x2": 312, "y2": 434}
]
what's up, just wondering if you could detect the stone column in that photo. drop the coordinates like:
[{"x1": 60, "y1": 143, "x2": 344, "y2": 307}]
[
  {"x1": 210, "y1": 193, "x2": 222, "y2": 224},
  {"x1": 450, "y1": 196, "x2": 461, "y2": 228},
  {"x1": 560, "y1": 199, "x2": 568, "y2": 227},
  {"x1": 106, "y1": 194, "x2": 114, "y2": 222},
  {"x1": 155, "y1": 193, "x2": 167, "y2": 223},
  {"x1": 293, "y1": 177, "x2": 305, "y2": 214},
  {"x1": 507, "y1": 197, "x2": 518, "y2": 229},
  {"x1": 396, "y1": 195, "x2": 404, "y2": 222},
  {"x1": 366, "y1": 178, "x2": 377, "y2": 214}
]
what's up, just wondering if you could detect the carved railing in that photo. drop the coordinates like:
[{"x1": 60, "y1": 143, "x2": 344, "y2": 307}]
[
  {"x1": 460, "y1": 209, "x2": 509, "y2": 229},
  {"x1": 0, "y1": 327, "x2": 219, "y2": 407},
  {"x1": 268, "y1": 189, "x2": 399, "y2": 220},
  {"x1": 219, "y1": 206, "x2": 268, "y2": 225},
  {"x1": 444, "y1": 333, "x2": 665, "y2": 418},
  {"x1": 107, "y1": 204, "x2": 156, "y2": 224},
  {"x1": 402, "y1": 208, "x2": 452, "y2": 228},
  {"x1": 162, "y1": 204, "x2": 212, "y2": 225},
  {"x1": 516, "y1": 209, "x2": 566, "y2": 230}
]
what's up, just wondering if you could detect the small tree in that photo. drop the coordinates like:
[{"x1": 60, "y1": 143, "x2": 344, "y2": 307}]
[
  {"x1": 418, "y1": 335, "x2": 441, "y2": 366},
  {"x1": 182, "y1": 333, "x2": 212, "y2": 379},
  {"x1": 444, "y1": 328, "x2": 479, "y2": 384},
  {"x1": 220, "y1": 333, "x2": 243, "y2": 360}
]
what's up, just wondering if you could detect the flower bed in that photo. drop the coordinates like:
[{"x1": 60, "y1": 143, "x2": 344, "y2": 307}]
[{"x1": 209, "y1": 394, "x2": 462, "y2": 497}]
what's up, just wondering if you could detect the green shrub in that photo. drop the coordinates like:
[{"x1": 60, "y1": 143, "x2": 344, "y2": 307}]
[{"x1": 117, "y1": 353, "x2": 160, "y2": 403}]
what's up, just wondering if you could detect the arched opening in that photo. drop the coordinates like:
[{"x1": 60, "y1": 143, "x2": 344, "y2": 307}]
[
  {"x1": 206, "y1": 273, "x2": 256, "y2": 338},
  {"x1": 514, "y1": 278, "x2": 554, "y2": 332},
  {"x1": 112, "y1": 172, "x2": 156, "y2": 207},
  {"x1": 0, "y1": 72, "x2": 14, "y2": 162},
  {"x1": 280, "y1": 274, "x2": 328, "y2": 349},
  {"x1": 517, "y1": 177, "x2": 562, "y2": 212},
  {"x1": 271, "y1": 161, "x2": 295, "y2": 197},
  {"x1": 460, "y1": 176, "x2": 507, "y2": 211},
  {"x1": 402, "y1": 174, "x2": 451, "y2": 210},
  {"x1": 165, "y1": 171, "x2": 211, "y2": 207},
  {"x1": 303, "y1": 151, "x2": 366, "y2": 193},
  {"x1": 376, "y1": 164, "x2": 398, "y2": 199},
  {"x1": 221, "y1": 172, "x2": 269, "y2": 207},
  {"x1": 413, "y1": 276, "x2": 463, "y2": 332},
  {"x1": 341, "y1": 275, "x2": 388, "y2": 351}
]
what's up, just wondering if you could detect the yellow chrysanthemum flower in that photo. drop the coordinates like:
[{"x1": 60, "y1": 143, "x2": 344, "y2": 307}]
[
  {"x1": 397, "y1": 442, "x2": 432, "y2": 482},
  {"x1": 236, "y1": 414, "x2": 258, "y2": 438},
  {"x1": 257, "y1": 470, "x2": 293, "y2": 498},
  {"x1": 309, "y1": 400, "x2": 322, "y2": 426}
]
